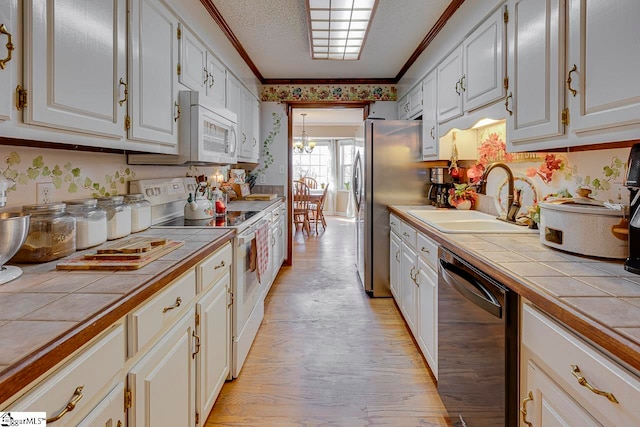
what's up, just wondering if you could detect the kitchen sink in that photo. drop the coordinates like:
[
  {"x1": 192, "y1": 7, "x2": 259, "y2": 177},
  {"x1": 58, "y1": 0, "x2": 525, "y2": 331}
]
[{"x1": 407, "y1": 209, "x2": 537, "y2": 234}]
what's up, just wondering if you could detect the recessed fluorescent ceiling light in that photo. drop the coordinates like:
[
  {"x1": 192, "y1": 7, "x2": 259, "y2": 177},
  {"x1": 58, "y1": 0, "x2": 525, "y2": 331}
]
[{"x1": 307, "y1": 0, "x2": 378, "y2": 60}]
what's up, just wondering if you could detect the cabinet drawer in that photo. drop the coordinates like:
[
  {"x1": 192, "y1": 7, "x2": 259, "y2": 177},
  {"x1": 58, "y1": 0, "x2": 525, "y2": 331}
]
[
  {"x1": 198, "y1": 242, "x2": 232, "y2": 292},
  {"x1": 389, "y1": 214, "x2": 401, "y2": 235},
  {"x1": 400, "y1": 222, "x2": 417, "y2": 248},
  {"x1": 522, "y1": 304, "x2": 640, "y2": 426},
  {"x1": 129, "y1": 269, "x2": 196, "y2": 356},
  {"x1": 8, "y1": 324, "x2": 125, "y2": 423},
  {"x1": 416, "y1": 232, "x2": 438, "y2": 270}
]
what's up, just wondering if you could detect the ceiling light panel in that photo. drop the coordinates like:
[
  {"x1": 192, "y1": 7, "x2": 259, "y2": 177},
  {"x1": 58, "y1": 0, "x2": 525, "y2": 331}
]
[{"x1": 306, "y1": 0, "x2": 378, "y2": 61}]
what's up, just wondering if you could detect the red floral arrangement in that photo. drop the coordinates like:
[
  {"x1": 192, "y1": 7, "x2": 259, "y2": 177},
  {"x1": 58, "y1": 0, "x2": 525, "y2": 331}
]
[
  {"x1": 526, "y1": 154, "x2": 564, "y2": 183},
  {"x1": 468, "y1": 133, "x2": 513, "y2": 183}
]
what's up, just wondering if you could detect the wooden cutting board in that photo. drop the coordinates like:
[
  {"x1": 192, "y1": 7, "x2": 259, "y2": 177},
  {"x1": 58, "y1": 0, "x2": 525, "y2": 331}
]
[
  {"x1": 96, "y1": 236, "x2": 168, "y2": 254},
  {"x1": 57, "y1": 240, "x2": 184, "y2": 270},
  {"x1": 244, "y1": 193, "x2": 277, "y2": 201}
]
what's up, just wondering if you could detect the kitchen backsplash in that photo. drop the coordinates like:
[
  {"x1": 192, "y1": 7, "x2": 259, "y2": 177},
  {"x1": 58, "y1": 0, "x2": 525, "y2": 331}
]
[
  {"x1": 0, "y1": 146, "x2": 231, "y2": 210},
  {"x1": 459, "y1": 122, "x2": 630, "y2": 214}
]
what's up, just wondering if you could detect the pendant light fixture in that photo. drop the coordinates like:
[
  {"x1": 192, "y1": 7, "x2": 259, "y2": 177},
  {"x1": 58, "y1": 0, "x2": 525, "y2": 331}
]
[{"x1": 294, "y1": 113, "x2": 316, "y2": 154}]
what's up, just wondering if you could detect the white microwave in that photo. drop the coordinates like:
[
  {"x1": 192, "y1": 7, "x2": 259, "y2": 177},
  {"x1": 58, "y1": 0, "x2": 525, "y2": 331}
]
[{"x1": 128, "y1": 91, "x2": 238, "y2": 165}]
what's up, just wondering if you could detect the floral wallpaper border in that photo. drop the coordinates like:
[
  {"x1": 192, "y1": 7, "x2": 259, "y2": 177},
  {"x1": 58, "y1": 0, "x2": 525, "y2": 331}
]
[{"x1": 261, "y1": 85, "x2": 397, "y2": 102}]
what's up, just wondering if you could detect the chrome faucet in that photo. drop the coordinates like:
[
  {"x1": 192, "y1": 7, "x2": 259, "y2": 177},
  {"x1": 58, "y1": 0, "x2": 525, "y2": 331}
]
[{"x1": 477, "y1": 162, "x2": 517, "y2": 223}]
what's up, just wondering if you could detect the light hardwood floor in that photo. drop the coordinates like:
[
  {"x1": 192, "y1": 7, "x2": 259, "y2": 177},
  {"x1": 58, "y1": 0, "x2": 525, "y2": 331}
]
[{"x1": 205, "y1": 216, "x2": 450, "y2": 426}]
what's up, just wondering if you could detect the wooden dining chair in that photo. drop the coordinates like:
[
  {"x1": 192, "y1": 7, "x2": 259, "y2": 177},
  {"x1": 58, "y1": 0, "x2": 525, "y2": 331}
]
[
  {"x1": 309, "y1": 184, "x2": 329, "y2": 233},
  {"x1": 299, "y1": 177, "x2": 318, "y2": 189},
  {"x1": 293, "y1": 180, "x2": 311, "y2": 235}
]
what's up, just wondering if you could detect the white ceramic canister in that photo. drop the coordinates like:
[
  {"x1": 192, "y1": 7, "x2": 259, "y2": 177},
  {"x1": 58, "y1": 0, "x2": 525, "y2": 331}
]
[
  {"x1": 124, "y1": 193, "x2": 152, "y2": 232},
  {"x1": 64, "y1": 198, "x2": 108, "y2": 249},
  {"x1": 97, "y1": 196, "x2": 132, "y2": 240}
]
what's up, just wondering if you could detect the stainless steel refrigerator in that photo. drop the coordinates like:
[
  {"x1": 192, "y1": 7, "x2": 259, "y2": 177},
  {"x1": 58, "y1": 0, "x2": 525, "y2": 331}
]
[{"x1": 353, "y1": 119, "x2": 427, "y2": 297}]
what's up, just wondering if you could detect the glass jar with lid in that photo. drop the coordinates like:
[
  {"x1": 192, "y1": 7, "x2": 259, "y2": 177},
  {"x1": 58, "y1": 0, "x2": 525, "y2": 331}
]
[
  {"x1": 64, "y1": 198, "x2": 108, "y2": 249},
  {"x1": 124, "y1": 193, "x2": 152, "y2": 232},
  {"x1": 97, "y1": 196, "x2": 131, "y2": 240},
  {"x1": 12, "y1": 203, "x2": 76, "y2": 263}
]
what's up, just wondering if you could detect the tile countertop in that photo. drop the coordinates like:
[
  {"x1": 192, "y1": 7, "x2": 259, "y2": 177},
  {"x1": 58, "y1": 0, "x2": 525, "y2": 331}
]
[
  {"x1": 389, "y1": 206, "x2": 640, "y2": 373},
  {"x1": 0, "y1": 227, "x2": 235, "y2": 404}
]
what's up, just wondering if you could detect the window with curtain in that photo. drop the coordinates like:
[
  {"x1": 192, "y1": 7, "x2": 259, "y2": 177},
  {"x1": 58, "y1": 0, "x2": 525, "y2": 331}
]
[{"x1": 338, "y1": 139, "x2": 355, "y2": 190}]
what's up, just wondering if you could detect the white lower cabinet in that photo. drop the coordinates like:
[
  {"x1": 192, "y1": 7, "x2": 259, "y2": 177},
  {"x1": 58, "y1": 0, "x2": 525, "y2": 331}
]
[
  {"x1": 390, "y1": 230, "x2": 402, "y2": 302},
  {"x1": 196, "y1": 271, "x2": 231, "y2": 421},
  {"x1": 417, "y1": 257, "x2": 438, "y2": 378},
  {"x1": 128, "y1": 308, "x2": 196, "y2": 427},
  {"x1": 400, "y1": 241, "x2": 418, "y2": 336},
  {"x1": 521, "y1": 303, "x2": 640, "y2": 426},
  {"x1": 389, "y1": 213, "x2": 439, "y2": 378},
  {"x1": 6, "y1": 324, "x2": 126, "y2": 425},
  {"x1": 77, "y1": 382, "x2": 126, "y2": 427}
]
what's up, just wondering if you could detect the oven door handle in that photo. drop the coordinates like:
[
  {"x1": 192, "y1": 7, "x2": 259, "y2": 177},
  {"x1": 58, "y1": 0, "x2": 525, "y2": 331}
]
[
  {"x1": 238, "y1": 232, "x2": 256, "y2": 245},
  {"x1": 439, "y1": 260, "x2": 502, "y2": 318}
]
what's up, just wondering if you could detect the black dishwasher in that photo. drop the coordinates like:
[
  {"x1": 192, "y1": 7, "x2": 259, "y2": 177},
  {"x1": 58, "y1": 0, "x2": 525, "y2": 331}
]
[{"x1": 438, "y1": 247, "x2": 518, "y2": 427}]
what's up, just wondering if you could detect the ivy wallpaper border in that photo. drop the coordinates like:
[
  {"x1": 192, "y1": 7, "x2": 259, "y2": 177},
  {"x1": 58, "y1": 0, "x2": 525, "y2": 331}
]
[{"x1": 261, "y1": 85, "x2": 397, "y2": 102}]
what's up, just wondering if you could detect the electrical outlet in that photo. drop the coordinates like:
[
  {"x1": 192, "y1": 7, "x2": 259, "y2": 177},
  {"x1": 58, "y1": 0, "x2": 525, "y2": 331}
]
[
  {"x1": 259, "y1": 174, "x2": 266, "y2": 184},
  {"x1": 36, "y1": 182, "x2": 54, "y2": 204}
]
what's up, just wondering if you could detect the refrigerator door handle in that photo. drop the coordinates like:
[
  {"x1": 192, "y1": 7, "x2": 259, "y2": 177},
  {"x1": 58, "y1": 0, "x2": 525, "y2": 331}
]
[{"x1": 353, "y1": 151, "x2": 362, "y2": 212}]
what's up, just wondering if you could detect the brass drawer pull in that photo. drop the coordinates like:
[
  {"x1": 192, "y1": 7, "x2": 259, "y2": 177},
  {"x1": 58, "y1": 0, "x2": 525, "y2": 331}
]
[
  {"x1": 567, "y1": 64, "x2": 578, "y2": 97},
  {"x1": 203, "y1": 68, "x2": 209, "y2": 85},
  {"x1": 395, "y1": 250, "x2": 400, "y2": 262},
  {"x1": 421, "y1": 247, "x2": 430, "y2": 253},
  {"x1": 430, "y1": 126, "x2": 435, "y2": 139},
  {"x1": 214, "y1": 260, "x2": 225, "y2": 270},
  {"x1": 174, "y1": 100, "x2": 181, "y2": 122},
  {"x1": 192, "y1": 331, "x2": 201, "y2": 359},
  {"x1": 520, "y1": 390, "x2": 533, "y2": 427},
  {"x1": 460, "y1": 74, "x2": 466, "y2": 92},
  {"x1": 46, "y1": 385, "x2": 84, "y2": 423},
  {"x1": 162, "y1": 296, "x2": 182, "y2": 313},
  {"x1": 571, "y1": 364, "x2": 619, "y2": 403},
  {"x1": 403, "y1": 232, "x2": 410, "y2": 237},
  {"x1": 0, "y1": 24, "x2": 15, "y2": 70}
]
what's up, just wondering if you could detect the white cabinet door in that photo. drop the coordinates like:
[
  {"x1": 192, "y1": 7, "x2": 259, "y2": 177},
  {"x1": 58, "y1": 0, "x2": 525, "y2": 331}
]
[
  {"x1": 77, "y1": 382, "x2": 125, "y2": 427},
  {"x1": 397, "y1": 95, "x2": 409, "y2": 120},
  {"x1": 390, "y1": 231, "x2": 401, "y2": 302},
  {"x1": 421, "y1": 70, "x2": 438, "y2": 159},
  {"x1": 400, "y1": 242, "x2": 418, "y2": 335},
  {"x1": 129, "y1": 0, "x2": 180, "y2": 149},
  {"x1": 178, "y1": 23, "x2": 207, "y2": 94},
  {"x1": 437, "y1": 45, "x2": 464, "y2": 123},
  {"x1": 227, "y1": 74, "x2": 244, "y2": 153},
  {"x1": 567, "y1": 0, "x2": 640, "y2": 134},
  {"x1": 507, "y1": 0, "x2": 565, "y2": 148},
  {"x1": 407, "y1": 85, "x2": 423, "y2": 119},
  {"x1": 24, "y1": 0, "x2": 126, "y2": 138},
  {"x1": 206, "y1": 54, "x2": 226, "y2": 107},
  {"x1": 0, "y1": 0, "x2": 17, "y2": 122},
  {"x1": 523, "y1": 360, "x2": 600, "y2": 427},
  {"x1": 196, "y1": 272, "x2": 231, "y2": 422},
  {"x1": 417, "y1": 257, "x2": 438, "y2": 379},
  {"x1": 462, "y1": 7, "x2": 506, "y2": 112},
  {"x1": 240, "y1": 89, "x2": 259, "y2": 162},
  {"x1": 128, "y1": 308, "x2": 196, "y2": 427}
]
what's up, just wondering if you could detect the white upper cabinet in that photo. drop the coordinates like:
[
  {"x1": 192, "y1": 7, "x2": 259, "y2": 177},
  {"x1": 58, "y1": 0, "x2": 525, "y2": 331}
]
[
  {"x1": 0, "y1": 0, "x2": 17, "y2": 122},
  {"x1": 206, "y1": 54, "x2": 226, "y2": 107},
  {"x1": 438, "y1": 7, "x2": 506, "y2": 124},
  {"x1": 407, "y1": 85, "x2": 423, "y2": 119},
  {"x1": 129, "y1": 0, "x2": 180, "y2": 149},
  {"x1": 421, "y1": 70, "x2": 438, "y2": 159},
  {"x1": 462, "y1": 7, "x2": 506, "y2": 112},
  {"x1": 397, "y1": 94, "x2": 409, "y2": 120},
  {"x1": 178, "y1": 23, "x2": 207, "y2": 94},
  {"x1": 178, "y1": 23, "x2": 226, "y2": 108},
  {"x1": 23, "y1": 0, "x2": 127, "y2": 138},
  {"x1": 437, "y1": 46, "x2": 464, "y2": 123},
  {"x1": 226, "y1": 73, "x2": 242, "y2": 130},
  {"x1": 506, "y1": 0, "x2": 565, "y2": 148},
  {"x1": 240, "y1": 89, "x2": 259, "y2": 162},
  {"x1": 567, "y1": 0, "x2": 640, "y2": 134}
]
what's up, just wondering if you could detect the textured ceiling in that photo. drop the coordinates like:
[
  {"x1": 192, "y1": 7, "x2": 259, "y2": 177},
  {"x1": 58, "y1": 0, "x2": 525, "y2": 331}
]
[{"x1": 210, "y1": 0, "x2": 451, "y2": 80}]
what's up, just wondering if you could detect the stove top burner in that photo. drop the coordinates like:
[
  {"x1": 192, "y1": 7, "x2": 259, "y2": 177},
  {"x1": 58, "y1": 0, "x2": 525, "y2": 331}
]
[{"x1": 155, "y1": 210, "x2": 262, "y2": 228}]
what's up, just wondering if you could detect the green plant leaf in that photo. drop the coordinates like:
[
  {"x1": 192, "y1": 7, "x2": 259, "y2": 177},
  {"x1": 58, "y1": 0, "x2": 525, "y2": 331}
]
[
  {"x1": 26, "y1": 168, "x2": 40, "y2": 180},
  {"x1": 52, "y1": 165, "x2": 63, "y2": 176},
  {"x1": 71, "y1": 168, "x2": 81, "y2": 177},
  {"x1": 6, "y1": 152, "x2": 20, "y2": 166},
  {"x1": 32, "y1": 156, "x2": 44, "y2": 168},
  {"x1": 84, "y1": 177, "x2": 92, "y2": 188},
  {"x1": 68, "y1": 182, "x2": 78, "y2": 193}
]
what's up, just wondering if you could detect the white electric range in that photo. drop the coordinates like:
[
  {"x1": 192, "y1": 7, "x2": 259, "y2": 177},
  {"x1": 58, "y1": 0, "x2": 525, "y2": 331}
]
[{"x1": 129, "y1": 177, "x2": 270, "y2": 378}]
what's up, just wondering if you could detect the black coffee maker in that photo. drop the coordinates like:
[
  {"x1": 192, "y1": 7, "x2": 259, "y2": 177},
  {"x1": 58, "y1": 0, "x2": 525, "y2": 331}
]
[
  {"x1": 625, "y1": 144, "x2": 640, "y2": 273},
  {"x1": 427, "y1": 167, "x2": 453, "y2": 208}
]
